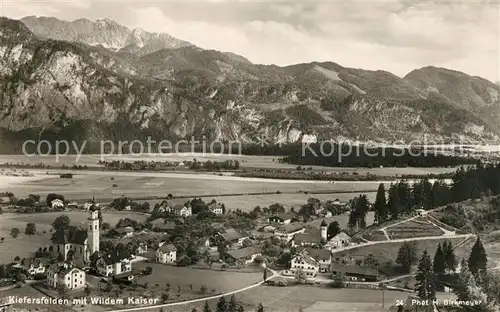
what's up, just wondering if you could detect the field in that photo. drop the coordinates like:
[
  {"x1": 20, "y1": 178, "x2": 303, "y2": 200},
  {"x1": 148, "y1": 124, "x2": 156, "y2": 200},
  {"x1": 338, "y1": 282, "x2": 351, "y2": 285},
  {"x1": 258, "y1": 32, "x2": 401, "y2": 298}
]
[
  {"x1": 3, "y1": 170, "x2": 385, "y2": 203},
  {"x1": 386, "y1": 218, "x2": 445, "y2": 240},
  {"x1": 0, "y1": 154, "x2": 461, "y2": 176},
  {"x1": 134, "y1": 262, "x2": 262, "y2": 294},
  {"x1": 332, "y1": 238, "x2": 465, "y2": 270},
  {"x1": 0, "y1": 211, "x2": 148, "y2": 264}
]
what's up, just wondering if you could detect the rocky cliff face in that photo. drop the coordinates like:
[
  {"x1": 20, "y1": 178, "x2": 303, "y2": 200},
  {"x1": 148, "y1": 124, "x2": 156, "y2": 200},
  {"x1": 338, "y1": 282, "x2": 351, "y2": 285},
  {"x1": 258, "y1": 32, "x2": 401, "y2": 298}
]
[
  {"x1": 0, "y1": 17, "x2": 499, "y2": 153},
  {"x1": 20, "y1": 16, "x2": 193, "y2": 54}
]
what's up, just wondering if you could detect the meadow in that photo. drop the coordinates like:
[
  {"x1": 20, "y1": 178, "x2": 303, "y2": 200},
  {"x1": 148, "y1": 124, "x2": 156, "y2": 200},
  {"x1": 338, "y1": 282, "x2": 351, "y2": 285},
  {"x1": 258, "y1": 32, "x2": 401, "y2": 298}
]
[
  {"x1": 134, "y1": 262, "x2": 262, "y2": 294},
  {"x1": 332, "y1": 238, "x2": 465, "y2": 270},
  {"x1": 0, "y1": 211, "x2": 148, "y2": 264},
  {"x1": 4, "y1": 170, "x2": 386, "y2": 203},
  {"x1": 0, "y1": 154, "x2": 459, "y2": 175}
]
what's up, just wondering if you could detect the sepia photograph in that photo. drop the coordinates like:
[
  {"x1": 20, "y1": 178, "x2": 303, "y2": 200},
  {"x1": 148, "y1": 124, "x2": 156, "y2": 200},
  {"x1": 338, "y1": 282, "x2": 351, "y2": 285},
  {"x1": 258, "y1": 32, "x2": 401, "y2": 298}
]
[{"x1": 0, "y1": 0, "x2": 499, "y2": 311}]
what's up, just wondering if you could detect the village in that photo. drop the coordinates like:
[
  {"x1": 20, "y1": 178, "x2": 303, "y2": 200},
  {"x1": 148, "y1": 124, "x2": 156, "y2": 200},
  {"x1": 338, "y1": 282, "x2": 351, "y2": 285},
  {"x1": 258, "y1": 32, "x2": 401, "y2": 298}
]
[
  {"x1": 0, "y1": 163, "x2": 497, "y2": 312},
  {"x1": 0, "y1": 193, "x2": 402, "y2": 309}
]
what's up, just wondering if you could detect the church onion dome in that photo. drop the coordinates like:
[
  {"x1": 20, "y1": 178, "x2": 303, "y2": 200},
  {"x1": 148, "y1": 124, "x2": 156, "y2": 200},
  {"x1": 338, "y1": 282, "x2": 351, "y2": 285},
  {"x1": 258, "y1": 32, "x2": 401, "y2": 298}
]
[
  {"x1": 90, "y1": 204, "x2": 99, "y2": 211},
  {"x1": 320, "y1": 219, "x2": 327, "y2": 227}
]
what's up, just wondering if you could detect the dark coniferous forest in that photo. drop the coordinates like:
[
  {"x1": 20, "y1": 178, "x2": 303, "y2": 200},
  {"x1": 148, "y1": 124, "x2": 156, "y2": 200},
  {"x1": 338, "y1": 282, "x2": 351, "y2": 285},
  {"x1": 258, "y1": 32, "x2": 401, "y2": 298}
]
[{"x1": 280, "y1": 143, "x2": 478, "y2": 168}]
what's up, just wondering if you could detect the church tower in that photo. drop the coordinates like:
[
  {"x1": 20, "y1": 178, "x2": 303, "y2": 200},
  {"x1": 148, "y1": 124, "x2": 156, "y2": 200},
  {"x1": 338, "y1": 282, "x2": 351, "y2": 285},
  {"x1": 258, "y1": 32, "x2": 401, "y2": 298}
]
[
  {"x1": 320, "y1": 219, "x2": 328, "y2": 241},
  {"x1": 87, "y1": 206, "x2": 100, "y2": 255}
]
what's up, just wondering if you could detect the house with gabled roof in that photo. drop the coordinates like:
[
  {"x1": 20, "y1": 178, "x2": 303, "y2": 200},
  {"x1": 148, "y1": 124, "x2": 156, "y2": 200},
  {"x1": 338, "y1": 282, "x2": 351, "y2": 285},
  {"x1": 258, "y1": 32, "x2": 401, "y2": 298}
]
[
  {"x1": 296, "y1": 247, "x2": 331, "y2": 273},
  {"x1": 19, "y1": 258, "x2": 47, "y2": 277},
  {"x1": 273, "y1": 223, "x2": 305, "y2": 242},
  {"x1": 225, "y1": 247, "x2": 262, "y2": 264},
  {"x1": 171, "y1": 204, "x2": 192, "y2": 217},
  {"x1": 96, "y1": 248, "x2": 132, "y2": 277},
  {"x1": 292, "y1": 230, "x2": 322, "y2": 248},
  {"x1": 156, "y1": 244, "x2": 177, "y2": 264},
  {"x1": 289, "y1": 253, "x2": 319, "y2": 277},
  {"x1": 47, "y1": 263, "x2": 86, "y2": 290},
  {"x1": 268, "y1": 212, "x2": 296, "y2": 225},
  {"x1": 324, "y1": 232, "x2": 351, "y2": 250},
  {"x1": 217, "y1": 228, "x2": 249, "y2": 249},
  {"x1": 330, "y1": 263, "x2": 378, "y2": 282}
]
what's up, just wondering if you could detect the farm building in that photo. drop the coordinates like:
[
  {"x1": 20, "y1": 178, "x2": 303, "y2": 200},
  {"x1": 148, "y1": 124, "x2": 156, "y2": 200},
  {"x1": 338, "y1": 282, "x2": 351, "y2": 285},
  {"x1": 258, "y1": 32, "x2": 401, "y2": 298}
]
[
  {"x1": 324, "y1": 232, "x2": 351, "y2": 250},
  {"x1": 47, "y1": 263, "x2": 86, "y2": 290},
  {"x1": 295, "y1": 247, "x2": 331, "y2": 273},
  {"x1": 156, "y1": 244, "x2": 177, "y2": 264},
  {"x1": 118, "y1": 226, "x2": 134, "y2": 237},
  {"x1": 268, "y1": 212, "x2": 296, "y2": 225},
  {"x1": 96, "y1": 249, "x2": 133, "y2": 277},
  {"x1": 208, "y1": 202, "x2": 224, "y2": 215},
  {"x1": 172, "y1": 204, "x2": 192, "y2": 217},
  {"x1": 292, "y1": 231, "x2": 323, "y2": 248},
  {"x1": 225, "y1": 247, "x2": 262, "y2": 264},
  {"x1": 330, "y1": 263, "x2": 378, "y2": 282},
  {"x1": 274, "y1": 223, "x2": 305, "y2": 242},
  {"x1": 19, "y1": 258, "x2": 48, "y2": 277},
  {"x1": 217, "y1": 228, "x2": 250, "y2": 249},
  {"x1": 289, "y1": 253, "x2": 319, "y2": 277}
]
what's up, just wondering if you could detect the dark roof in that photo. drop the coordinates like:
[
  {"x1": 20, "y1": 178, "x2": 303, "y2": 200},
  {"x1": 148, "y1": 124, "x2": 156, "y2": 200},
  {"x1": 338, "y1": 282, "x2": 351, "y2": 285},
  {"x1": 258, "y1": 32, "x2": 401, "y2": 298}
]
[
  {"x1": 296, "y1": 247, "x2": 331, "y2": 261},
  {"x1": 276, "y1": 222, "x2": 305, "y2": 234},
  {"x1": 20, "y1": 258, "x2": 47, "y2": 268},
  {"x1": 114, "y1": 271, "x2": 133, "y2": 279},
  {"x1": 155, "y1": 221, "x2": 176, "y2": 231},
  {"x1": 158, "y1": 244, "x2": 177, "y2": 253},
  {"x1": 100, "y1": 249, "x2": 132, "y2": 265},
  {"x1": 330, "y1": 263, "x2": 378, "y2": 277},
  {"x1": 172, "y1": 204, "x2": 187, "y2": 211},
  {"x1": 226, "y1": 247, "x2": 262, "y2": 260},
  {"x1": 293, "y1": 232, "x2": 322, "y2": 244},
  {"x1": 269, "y1": 212, "x2": 296, "y2": 221},
  {"x1": 52, "y1": 226, "x2": 88, "y2": 245},
  {"x1": 220, "y1": 228, "x2": 248, "y2": 242},
  {"x1": 320, "y1": 219, "x2": 327, "y2": 226}
]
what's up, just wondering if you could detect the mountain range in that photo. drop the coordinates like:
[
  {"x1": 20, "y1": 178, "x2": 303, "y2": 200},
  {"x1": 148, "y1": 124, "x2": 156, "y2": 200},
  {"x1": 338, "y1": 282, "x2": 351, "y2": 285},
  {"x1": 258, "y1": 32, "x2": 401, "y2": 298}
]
[{"x1": 0, "y1": 16, "x2": 499, "y2": 153}]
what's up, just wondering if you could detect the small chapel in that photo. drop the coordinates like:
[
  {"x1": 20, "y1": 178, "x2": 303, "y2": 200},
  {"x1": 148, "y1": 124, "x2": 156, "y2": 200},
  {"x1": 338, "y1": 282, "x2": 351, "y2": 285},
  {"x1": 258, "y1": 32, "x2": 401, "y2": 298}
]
[{"x1": 51, "y1": 206, "x2": 100, "y2": 267}]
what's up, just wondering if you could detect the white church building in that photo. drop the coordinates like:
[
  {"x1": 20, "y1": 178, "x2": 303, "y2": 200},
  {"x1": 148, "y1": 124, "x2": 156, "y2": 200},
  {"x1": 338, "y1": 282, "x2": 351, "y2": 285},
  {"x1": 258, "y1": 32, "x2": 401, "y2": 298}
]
[{"x1": 51, "y1": 207, "x2": 100, "y2": 267}]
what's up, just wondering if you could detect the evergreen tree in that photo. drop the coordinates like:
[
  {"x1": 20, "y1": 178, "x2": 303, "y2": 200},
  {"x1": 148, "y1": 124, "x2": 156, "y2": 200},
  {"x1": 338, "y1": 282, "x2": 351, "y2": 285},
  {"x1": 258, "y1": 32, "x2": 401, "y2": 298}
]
[
  {"x1": 396, "y1": 241, "x2": 419, "y2": 273},
  {"x1": 355, "y1": 195, "x2": 369, "y2": 229},
  {"x1": 433, "y1": 243, "x2": 446, "y2": 276},
  {"x1": 256, "y1": 303, "x2": 264, "y2": 312},
  {"x1": 416, "y1": 250, "x2": 436, "y2": 301},
  {"x1": 387, "y1": 184, "x2": 400, "y2": 219},
  {"x1": 421, "y1": 179, "x2": 433, "y2": 210},
  {"x1": 454, "y1": 259, "x2": 471, "y2": 302},
  {"x1": 227, "y1": 295, "x2": 237, "y2": 312},
  {"x1": 373, "y1": 183, "x2": 388, "y2": 224},
  {"x1": 397, "y1": 181, "x2": 412, "y2": 214},
  {"x1": 216, "y1": 297, "x2": 227, "y2": 312},
  {"x1": 327, "y1": 221, "x2": 340, "y2": 240},
  {"x1": 468, "y1": 237, "x2": 487, "y2": 277},
  {"x1": 203, "y1": 301, "x2": 212, "y2": 312},
  {"x1": 441, "y1": 240, "x2": 457, "y2": 273}
]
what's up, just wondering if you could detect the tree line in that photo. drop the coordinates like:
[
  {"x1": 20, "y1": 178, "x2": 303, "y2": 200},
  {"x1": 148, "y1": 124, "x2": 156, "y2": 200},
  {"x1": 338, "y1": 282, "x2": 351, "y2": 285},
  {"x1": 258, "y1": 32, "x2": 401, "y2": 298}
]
[
  {"x1": 402, "y1": 237, "x2": 497, "y2": 311},
  {"x1": 280, "y1": 143, "x2": 478, "y2": 168},
  {"x1": 346, "y1": 163, "x2": 500, "y2": 230}
]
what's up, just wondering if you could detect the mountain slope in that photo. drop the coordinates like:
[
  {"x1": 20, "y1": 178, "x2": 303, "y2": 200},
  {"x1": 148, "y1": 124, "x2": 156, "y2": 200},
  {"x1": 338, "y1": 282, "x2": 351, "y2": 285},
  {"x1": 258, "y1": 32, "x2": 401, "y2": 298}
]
[
  {"x1": 20, "y1": 16, "x2": 193, "y2": 55},
  {"x1": 404, "y1": 66, "x2": 500, "y2": 135},
  {"x1": 0, "y1": 17, "x2": 499, "y2": 154}
]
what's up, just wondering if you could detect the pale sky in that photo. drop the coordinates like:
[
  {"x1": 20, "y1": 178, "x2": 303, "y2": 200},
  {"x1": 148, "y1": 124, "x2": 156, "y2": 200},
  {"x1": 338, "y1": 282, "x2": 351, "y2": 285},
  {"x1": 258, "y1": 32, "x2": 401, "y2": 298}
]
[{"x1": 2, "y1": 0, "x2": 500, "y2": 82}]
